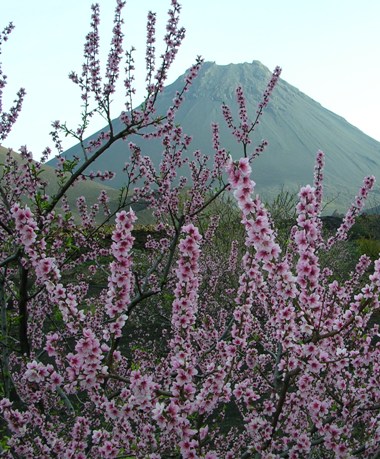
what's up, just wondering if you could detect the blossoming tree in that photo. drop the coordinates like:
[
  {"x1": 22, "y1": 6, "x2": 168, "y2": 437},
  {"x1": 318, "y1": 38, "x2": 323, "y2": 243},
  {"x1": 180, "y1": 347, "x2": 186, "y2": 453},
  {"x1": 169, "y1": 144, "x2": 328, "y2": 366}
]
[{"x1": 0, "y1": 1, "x2": 379, "y2": 458}]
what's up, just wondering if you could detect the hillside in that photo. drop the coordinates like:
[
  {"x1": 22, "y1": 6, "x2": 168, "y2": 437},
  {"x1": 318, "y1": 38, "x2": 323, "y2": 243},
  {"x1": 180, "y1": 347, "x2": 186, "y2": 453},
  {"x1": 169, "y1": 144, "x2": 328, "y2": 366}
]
[{"x1": 0, "y1": 146, "x2": 153, "y2": 223}]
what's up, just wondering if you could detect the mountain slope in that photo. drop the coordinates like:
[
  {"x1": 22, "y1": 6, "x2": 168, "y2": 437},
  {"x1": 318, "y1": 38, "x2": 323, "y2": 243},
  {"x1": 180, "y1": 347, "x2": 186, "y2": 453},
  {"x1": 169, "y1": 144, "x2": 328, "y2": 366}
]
[
  {"x1": 51, "y1": 61, "x2": 380, "y2": 213},
  {"x1": 0, "y1": 146, "x2": 156, "y2": 222},
  {"x1": 0, "y1": 145, "x2": 120, "y2": 209}
]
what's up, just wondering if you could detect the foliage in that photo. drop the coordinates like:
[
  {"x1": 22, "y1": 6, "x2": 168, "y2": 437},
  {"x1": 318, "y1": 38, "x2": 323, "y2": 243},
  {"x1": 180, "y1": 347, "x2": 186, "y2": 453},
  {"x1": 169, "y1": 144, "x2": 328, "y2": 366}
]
[
  {"x1": 0, "y1": 2, "x2": 379, "y2": 459},
  {"x1": 357, "y1": 238, "x2": 380, "y2": 261}
]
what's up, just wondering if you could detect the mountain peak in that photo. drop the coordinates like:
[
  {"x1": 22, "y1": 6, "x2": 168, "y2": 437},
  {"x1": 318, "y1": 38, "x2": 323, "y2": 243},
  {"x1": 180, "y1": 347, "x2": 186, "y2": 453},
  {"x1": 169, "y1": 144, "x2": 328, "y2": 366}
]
[{"x1": 171, "y1": 61, "x2": 273, "y2": 101}]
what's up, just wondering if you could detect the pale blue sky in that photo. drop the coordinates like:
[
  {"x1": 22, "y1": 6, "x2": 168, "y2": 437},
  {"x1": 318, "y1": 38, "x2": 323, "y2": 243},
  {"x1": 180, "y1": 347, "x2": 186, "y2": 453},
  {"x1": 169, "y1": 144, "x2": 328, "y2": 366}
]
[{"x1": 1, "y1": 0, "x2": 380, "y2": 159}]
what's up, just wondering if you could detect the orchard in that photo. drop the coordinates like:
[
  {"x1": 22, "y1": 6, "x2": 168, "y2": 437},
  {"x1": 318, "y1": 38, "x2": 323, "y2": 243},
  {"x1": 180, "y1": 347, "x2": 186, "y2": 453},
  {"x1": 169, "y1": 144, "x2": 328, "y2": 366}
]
[{"x1": 0, "y1": 1, "x2": 379, "y2": 458}]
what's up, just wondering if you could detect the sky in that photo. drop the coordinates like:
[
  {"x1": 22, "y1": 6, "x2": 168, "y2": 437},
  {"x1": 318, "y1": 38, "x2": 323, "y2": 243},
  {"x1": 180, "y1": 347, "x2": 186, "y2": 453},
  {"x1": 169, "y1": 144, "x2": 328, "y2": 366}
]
[{"x1": 1, "y1": 0, "x2": 380, "y2": 160}]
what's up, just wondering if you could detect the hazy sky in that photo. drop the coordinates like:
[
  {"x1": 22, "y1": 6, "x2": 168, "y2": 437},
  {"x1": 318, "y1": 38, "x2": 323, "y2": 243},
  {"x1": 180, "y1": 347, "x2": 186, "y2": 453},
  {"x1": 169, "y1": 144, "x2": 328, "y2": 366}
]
[{"x1": 1, "y1": 0, "x2": 380, "y2": 160}]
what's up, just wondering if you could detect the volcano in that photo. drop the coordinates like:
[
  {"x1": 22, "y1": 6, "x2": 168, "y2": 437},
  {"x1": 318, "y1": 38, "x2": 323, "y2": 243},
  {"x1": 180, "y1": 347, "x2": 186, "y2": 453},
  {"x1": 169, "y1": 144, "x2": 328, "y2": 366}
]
[{"x1": 51, "y1": 61, "x2": 380, "y2": 213}]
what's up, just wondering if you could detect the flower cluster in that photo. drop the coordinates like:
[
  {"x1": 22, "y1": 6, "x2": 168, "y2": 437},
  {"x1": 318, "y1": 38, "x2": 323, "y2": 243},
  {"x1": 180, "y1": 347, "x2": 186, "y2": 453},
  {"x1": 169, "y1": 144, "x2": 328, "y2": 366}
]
[
  {"x1": 104, "y1": 209, "x2": 136, "y2": 338},
  {"x1": 11, "y1": 204, "x2": 39, "y2": 248},
  {"x1": 11, "y1": 203, "x2": 85, "y2": 330},
  {"x1": 171, "y1": 223, "x2": 202, "y2": 333},
  {"x1": 24, "y1": 360, "x2": 63, "y2": 389},
  {"x1": 104, "y1": 0, "x2": 126, "y2": 97},
  {"x1": 66, "y1": 328, "x2": 106, "y2": 391},
  {"x1": 257, "y1": 65, "x2": 282, "y2": 112},
  {"x1": 226, "y1": 156, "x2": 280, "y2": 263},
  {"x1": 327, "y1": 175, "x2": 375, "y2": 248},
  {"x1": 0, "y1": 399, "x2": 28, "y2": 436}
]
